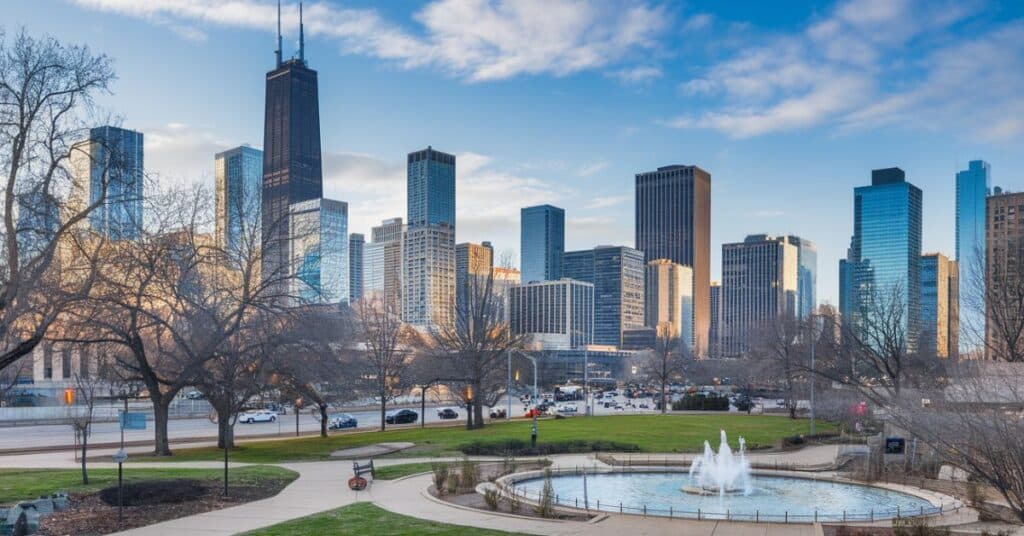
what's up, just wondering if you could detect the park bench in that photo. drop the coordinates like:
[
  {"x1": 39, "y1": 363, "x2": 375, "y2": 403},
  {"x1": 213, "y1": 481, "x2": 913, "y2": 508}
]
[{"x1": 352, "y1": 460, "x2": 375, "y2": 478}]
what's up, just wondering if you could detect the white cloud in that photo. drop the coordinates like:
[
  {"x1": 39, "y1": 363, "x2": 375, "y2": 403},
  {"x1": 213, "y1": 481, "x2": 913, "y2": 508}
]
[
  {"x1": 584, "y1": 194, "x2": 630, "y2": 210},
  {"x1": 576, "y1": 160, "x2": 609, "y2": 177},
  {"x1": 142, "y1": 122, "x2": 232, "y2": 187},
  {"x1": 72, "y1": 0, "x2": 670, "y2": 82},
  {"x1": 665, "y1": 0, "x2": 1023, "y2": 141},
  {"x1": 610, "y1": 66, "x2": 662, "y2": 84}
]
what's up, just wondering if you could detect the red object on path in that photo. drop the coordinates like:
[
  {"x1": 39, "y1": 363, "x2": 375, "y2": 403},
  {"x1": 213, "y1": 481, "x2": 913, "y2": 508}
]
[{"x1": 348, "y1": 476, "x2": 368, "y2": 490}]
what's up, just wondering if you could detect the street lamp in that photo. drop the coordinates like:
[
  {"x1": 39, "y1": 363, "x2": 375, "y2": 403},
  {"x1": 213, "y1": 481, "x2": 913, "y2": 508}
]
[
  {"x1": 807, "y1": 314, "x2": 823, "y2": 435},
  {"x1": 507, "y1": 349, "x2": 539, "y2": 445}
]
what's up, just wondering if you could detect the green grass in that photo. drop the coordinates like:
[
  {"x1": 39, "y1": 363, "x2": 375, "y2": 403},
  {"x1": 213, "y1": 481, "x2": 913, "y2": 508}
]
[
  {"x1": 0, "y1": 465, "x2": 298, "y2": 505},
  {"x1": 240, "y1": 502, "x2": 528, "y2": 535},
  {"x1": 132, "y1": 414, "x2": 831, "y2": 464},
  {"x1": 373, "y1": 462, "x2": 438, "y2": 480}
]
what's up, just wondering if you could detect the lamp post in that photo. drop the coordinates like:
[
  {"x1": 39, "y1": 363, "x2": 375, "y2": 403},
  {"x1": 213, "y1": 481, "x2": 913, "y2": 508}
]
[
  {"x1": 506, "y1": 349, "x2": 512, "y2": 421},
  {"x1": 509, "y1": 349, "x2": 539, "y2": 446},
  {"x1": 807, "y1": 314, "x2": 821, "y2": 436},
  {"x1": 294, "y1": 397, "x2": 302, "y2": 437}
]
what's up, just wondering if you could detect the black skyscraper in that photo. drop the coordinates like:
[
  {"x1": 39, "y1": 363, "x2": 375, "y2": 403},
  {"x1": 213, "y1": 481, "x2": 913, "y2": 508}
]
[{"x1": 262, "y1": 2, "x2": 323, "y2": 281}]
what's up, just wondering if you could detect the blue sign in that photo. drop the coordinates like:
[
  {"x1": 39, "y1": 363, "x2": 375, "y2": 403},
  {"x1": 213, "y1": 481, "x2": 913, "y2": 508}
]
[{"x1": 119, "y1": 412, "x2": 147, "y2": 430}]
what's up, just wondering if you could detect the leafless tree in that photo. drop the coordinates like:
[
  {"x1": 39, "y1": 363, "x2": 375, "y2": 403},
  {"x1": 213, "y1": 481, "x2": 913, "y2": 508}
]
[
  {"x1": 355, "y1": 294, "x2": 415, "y2": 431},
  {"x1": 0, "y1": 30, "x2": 115, "y2": 373},
  {"x1": 68, "y1": 368, "x2": 104, "y2": 484},
  {"x1": 753, "y1": 315, "x2": 807, "y2": 418},
  {"x1": 0, "y1": 355, "x2": 30, "y2": 405},
  {"x1": 432, "y1": 269, "x2": 523, "y2": 429},
  {"x1": 639, "y1": 323, "x2": 689, "y2": 414}
]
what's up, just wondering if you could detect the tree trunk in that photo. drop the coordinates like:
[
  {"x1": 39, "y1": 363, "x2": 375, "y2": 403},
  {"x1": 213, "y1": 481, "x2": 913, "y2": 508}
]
[
  {"x1": 216, "y1": 406, "x2": 234, "y2": 449},
  {"x1": 661, "y1": 379, "x2": 668, "y2": 415},
  {"x1": 421, "y1": 386, "x2": 427, "y2": 429},
  {"x1": 319, "y1": 403, "x2": 328, "y2": 437},
  {"x1": 152, "y1": 400, "x2": 172, "y2": 456},
  {"x1": 466, "y1": 400, "x2": 474, "y2": 430},
  {"x1": 379, "y1": 383, "x2": 386, "y2": 432},
  {"x1": 80, "y1": 427, "x2": 89, "y2": 485},
  {"x1": 473, "y1": 394, "x2": 485, "y2": 430}
]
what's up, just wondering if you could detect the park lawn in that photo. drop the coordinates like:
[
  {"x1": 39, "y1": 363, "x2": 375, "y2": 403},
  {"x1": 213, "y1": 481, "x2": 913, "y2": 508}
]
[
  {"x1": 135, "y1": 414, "x2": 831, "y2": 464},
  {"x1": 241, "y1": 502, "x2": 529, "y2": 536},
  {"x1": 373, "y1": 462, "x2": 437, "y2": 480},
  {"x1": 0, "y1": 465, "x2": 298, "y2": 505}
]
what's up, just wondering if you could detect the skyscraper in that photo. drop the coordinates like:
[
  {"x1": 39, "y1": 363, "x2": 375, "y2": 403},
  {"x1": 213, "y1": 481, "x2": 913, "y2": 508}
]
[
  {"x1": 644, "y1": 260, "x2": 694, "y2": 353},
  {"x1": 520, "y1": 204, "x2": 565, "y2": 283},
  {"x1": 709, "y1": 281, "x2": 721, "y2": 357},
  {"x1": 215, "y1": 145, "x2": 263, "y2": 255},
  {"x1": 562, "y1": 246, "x2": 645, "y2": 347},
  {"x1": 635, "y1": 165, "x2": 711, "y2": 356},
  {"x1": 786, "y1": 236, "x2": 818, "y2": 318},
  {"x1": 509, "y1": 279, "x2": 594, "y2": 350},
  {"x1": 16, "y1": 189, "x2": 60, "y2": 259},
  {"x1": 364, "y1": 217, "x2": 405, "y2": 305},
  {"x1": 846, "y1": 168, "x2": 923, "y2": 349},
  {"x1": 262, "y1": 3, "x2": 323, "y2": 282},
  {"x1": 984, "y1": 190, "x2": 1024, "y2": 360},
  {"x1": 721, "y1": 234, "x2": 798, "y2": 356},
  {"x1": 920, "y1": 253, "x2": 959, "y2": 359},
  {"x1": 289, "y1": 198, "x2": 348, "y2": 304},
  {"x1": 403, "y1": 147, "x2": 456, "y2": 329},
  {"x1": 71, "y1": 126, "x2": 144, "y2": 240},
  {"x1": 456, "y1": 242, "x2": 493, "y2": 313},
  {"x1": 955, "y1": 160, "x2": 990, "y2": 353},
  {"x1": 349, "y1": 233, "x2": 364, "y2": 303}
]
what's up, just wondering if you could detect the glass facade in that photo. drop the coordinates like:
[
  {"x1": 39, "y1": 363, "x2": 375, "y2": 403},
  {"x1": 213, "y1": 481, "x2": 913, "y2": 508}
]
[
  {"x1": 850, "y1": 168, "x2": 923, "y2": 349},
  {"x1": 79, "y1": 126, "x2": 144, "y2": 240},
  {"x1": 919, "y1": 253, "x2": 958, "y2": 359},
  {"x1": 407, "y1": 147, "x2": 455, "y2": 227},
  {"x1": 644, "y1": 260, "x2": 694, "y2": 352},
  {"x1": 787, "y1": 236, "x2": 818, "y2": 318},
  {"x1": 349, "y1": 233, "x2": 365, "y2": 303},
  {"x1": 721, "y1": 235, "x2": 798, "y2": 356},
  {"x1": 289, "y1": 198, "x2": 348, "y2": 304},
  {"x1": 16, "y1": 189, "x2": 60, "y2": 259},
  {"x1": 520, "y1": 204, "x2": 565, "y2": 283},
  {"x1": 404, "y1": 148, "x2": 456, "y2": 328},
  {"x1": 955, "y1": 160, "x2": 989, "y2": 354},
  {"x1": 562, "y1": 246, "x2": 645, "y2": 347},
  {"x1": 215, "y1": 146, "x2": 263, "y2": 256}
]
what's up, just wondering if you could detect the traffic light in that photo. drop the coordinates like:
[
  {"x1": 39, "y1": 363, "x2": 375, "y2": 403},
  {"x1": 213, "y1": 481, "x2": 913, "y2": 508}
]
[{"x1": 63, "y1": 388, "x2": 74, "y2": 405}]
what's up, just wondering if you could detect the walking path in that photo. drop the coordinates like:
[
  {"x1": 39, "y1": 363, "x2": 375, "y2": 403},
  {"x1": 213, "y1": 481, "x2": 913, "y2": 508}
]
[{"x1": 2, "y1": 445, "x2": 998, "y2": 536}]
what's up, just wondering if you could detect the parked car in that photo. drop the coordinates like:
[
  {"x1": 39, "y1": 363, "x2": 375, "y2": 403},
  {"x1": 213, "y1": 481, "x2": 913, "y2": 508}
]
[
  {"x1": 557, "y1": 404, "x2": 578, "y2": 414},
  {"x1": 184, "y1": 390, "x2": 204, "y2": 400},
  {"x1": 437, "y1": 408, "x2": 459, "y2": 420},
  {"x1": 238, "y1": 410, "x2": 277, "y2": 423},
  {"x1": 265, "y1": 402, "x2": 287, "y2": 415},
  {"x1": 328, "y1": 413, "x2": 357, "y2": 430},
  {"x1": 385, "y1": 409, "x2": 418, "y2": 424},
  {"x1": 639, "y1": 402, "x2": 650, "y2": 409},
  {"x1": 489, "y1": 408, "x2": 506, "y2": 419},
  {"x1": 525, "y1": 408, "x2": 544, "y2": 418}
]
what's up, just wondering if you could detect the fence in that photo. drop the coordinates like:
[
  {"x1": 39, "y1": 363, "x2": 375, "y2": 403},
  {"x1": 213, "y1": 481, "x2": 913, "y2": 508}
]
[{"x1": 499, "y1": 466, "x2": 962, "y2": 524}]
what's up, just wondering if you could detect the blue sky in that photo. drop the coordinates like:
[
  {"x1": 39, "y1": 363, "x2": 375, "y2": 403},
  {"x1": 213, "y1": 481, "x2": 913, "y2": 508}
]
[{"x1": 8, "y1": 0, "x2": 1024, "y2": 305}]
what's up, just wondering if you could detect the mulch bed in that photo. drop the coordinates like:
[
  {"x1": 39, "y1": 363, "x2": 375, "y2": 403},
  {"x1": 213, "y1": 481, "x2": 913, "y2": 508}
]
[{"x1": 37, "y1": 481, "x2": 283, "y2": 536}]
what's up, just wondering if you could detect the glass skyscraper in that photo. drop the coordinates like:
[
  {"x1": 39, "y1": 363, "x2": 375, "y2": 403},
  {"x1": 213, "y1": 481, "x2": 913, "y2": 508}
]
[
  {"x1": 520, "y1": 204, "x2": 564, "y2": 283},
  {"x1": 635, "y1": 165, "x2": 711, "y2": 356},
  {"x1": 289, "y1": 198, "x2": 348, "y2": 304},
  {"x1": 16, "y1": 189, "x2": 60, "y2": 260},
  {"x1": 349, "y1": 233, "x2": 365, "y2": 303},
  {"x1": 955, "y1": 160, "x2": 990, "y2": 353},
  {"x1": 847, "y1": 168, "x2": 923, "y2": 349},
  {"x1": 403, "y1": 147, "x2": 456, "y2": 329},
  {"x1": 920, "y1": 253, "x2": 958, "y2": 359},
  {"x1": 786, "y1": 236, "x2": 818, "y2": 319},
  {"x1": 72, "y1": 126, "x2": 144, "y2": 240},
  {"x1": 215, "y1": 145, "x2": 263, "y2": 256},
  {"x1": 562, "y1": 246, "x2": 645, "y2": 347}
]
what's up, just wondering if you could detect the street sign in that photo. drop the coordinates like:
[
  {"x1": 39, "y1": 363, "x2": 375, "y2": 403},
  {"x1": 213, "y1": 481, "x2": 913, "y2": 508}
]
[
  {"x1": 112, "y1": 449, "x2": 128, "y2": 464},
  {"x1": 119, "y1": 412, "x2": 146, "y2": 430}
]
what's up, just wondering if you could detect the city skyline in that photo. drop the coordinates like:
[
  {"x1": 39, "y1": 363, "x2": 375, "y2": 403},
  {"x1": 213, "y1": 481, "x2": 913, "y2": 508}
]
[{"x1": 9, "y1": 0, "x2": 1024, "y2": 307}]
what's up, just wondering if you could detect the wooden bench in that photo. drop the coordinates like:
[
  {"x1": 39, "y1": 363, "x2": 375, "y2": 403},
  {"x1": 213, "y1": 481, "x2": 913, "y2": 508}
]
[{"x1": 353, "y1": 460, "x2": 375, "y2": 478}]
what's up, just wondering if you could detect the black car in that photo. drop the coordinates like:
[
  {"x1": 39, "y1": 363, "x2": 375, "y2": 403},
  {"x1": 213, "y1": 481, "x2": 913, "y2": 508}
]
[
  {"x1": 385, "y1": 409, "x2": 418, "y2": 424},
  {"x1": 436, "y1": 408, "x2": 459, "y2": 420}
]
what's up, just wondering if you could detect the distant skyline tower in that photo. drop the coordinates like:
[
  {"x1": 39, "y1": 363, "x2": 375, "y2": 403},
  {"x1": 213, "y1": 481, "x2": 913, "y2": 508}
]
[
  {"x1": 349, "y1": 233, "x2": 364, "y2": 303},
  {"x1": 635, "y1": 165, "x2": 711, "y2": 356},
  {"x1": 645, "y1": 260, "x2": 694, "y2": 353},
  {"x1": 289, "y1": 198, "x2": 348, "y2": 304},
  {"x1": 16, "y1": 189, "x2": 60, "y2": 259},
  {"x1": 847, "y1": 168, "x2": 923, "y2": 350},
  {"x1": 71, "y1": 126, "x2": 144, "y2": 241},
  {"x1": 520, "y1": 204, "x2": 565, "y2": 283},
  {"x1": 403, "y1": 147, "x2": 456, "y2": 329},
  {"x1": 721, "y1": 234, "x2": 798, "y2": 357},
  {"x1": 364, "y1": 217, "x2": 405, "y2": 305},
  {"x1": 920, "y1": 253, "x2": 958, "y2": 359},
  {"x1": 786, "y1": 236, "x2": 817, "y2": 318},
  {"x1": 456, "y1": 242, "x2": 493, "y2": 313},
  {"x1": 709, "y1": 281, "x2": 721, "y2": 357},
  {"x1": 955, "y1": 160, "x2": 990, "y2": 355},
  {"x1": 562, "y1": 245, "x2": 645, "y2": 347},
  {"x1": 262, "y1": 1, "x2": 323, "y2": 282},
  {"x1": 215, "y1": 145, "x2": 263, "y2": 256}
]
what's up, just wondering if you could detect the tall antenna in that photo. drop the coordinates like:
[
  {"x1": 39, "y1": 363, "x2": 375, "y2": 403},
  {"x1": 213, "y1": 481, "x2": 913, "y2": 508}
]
[
  {"x1": 275, "y1": 0, "x2": 282, "y2": 67},
  {"x1": 299, "y1": 1, "x2": 305, "y2": 63}
]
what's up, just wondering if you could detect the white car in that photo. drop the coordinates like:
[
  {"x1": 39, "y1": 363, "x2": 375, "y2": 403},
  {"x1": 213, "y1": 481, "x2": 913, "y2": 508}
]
[
  {"x1": 557, "y1": 404, "x2": 578, "y2": 414},
  {"x1": 238, "y1": 410, "x2": 277, "y2": 424}
]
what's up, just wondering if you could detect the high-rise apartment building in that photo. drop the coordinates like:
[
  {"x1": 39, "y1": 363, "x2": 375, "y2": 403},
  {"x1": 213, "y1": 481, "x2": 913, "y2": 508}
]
[
  {"x1": 456, "y1": 242, "x2": 494, "y2": 313},
  {"x1": 721, "y1": 234, "x2": 798, "y2": 356},
  {"x1": 403, "y1": 147, "x2": 456, "y2": 329},
  {"x1": 562, "y1": 246, "x2": 645, "y2": 347},
  {"x1": 920, "y1": 253, "x2": 959, "y2": 359},
  {"x1": 71, "y1": 126, "x2": 144, "y2": 240},
  {"x1": 289, "y1": 198, "x2": 348, "y2": 304},
  {"x1": 364, "y1": 218, "x2": 405, "y2": 305},
  {"x1": 985, "y1": 190, "x2": 1024, "y2": 360},
  {"x1": 635, "y1": 165, "x2": 711, "y2": 355},
  {"x1": 509, "y1": 279, "x2": 594, "y2": 350},
  {"x1": 955, "y1": 160, "x2": 990, "y2": 353},
  {"x1": 215, "y1": 145, "x2": 263, "y2": 255},
  {"x1": 845, "y1": 168, "x2": 923, "y2": 350},
  {"x1": 709, "y1": 281, "x2": 721, "y2": 357},
  {"x1": 644, "y1": 260, "x2": 694, "y2": 352},
  {"x1": 349, "y1": 233, "x2": 364, "y2": 303},
  {"x1": 261, "y1": 6, "x2": 323, "y2": 283},
  {"x1": 520, "y1": 204, "x2": 565, "y2": 283}
]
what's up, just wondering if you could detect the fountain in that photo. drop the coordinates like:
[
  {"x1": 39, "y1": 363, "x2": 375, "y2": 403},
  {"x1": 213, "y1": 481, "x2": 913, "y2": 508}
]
[{"x1": 684, "y1": 430, "x2": 752, "y2": 496}]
